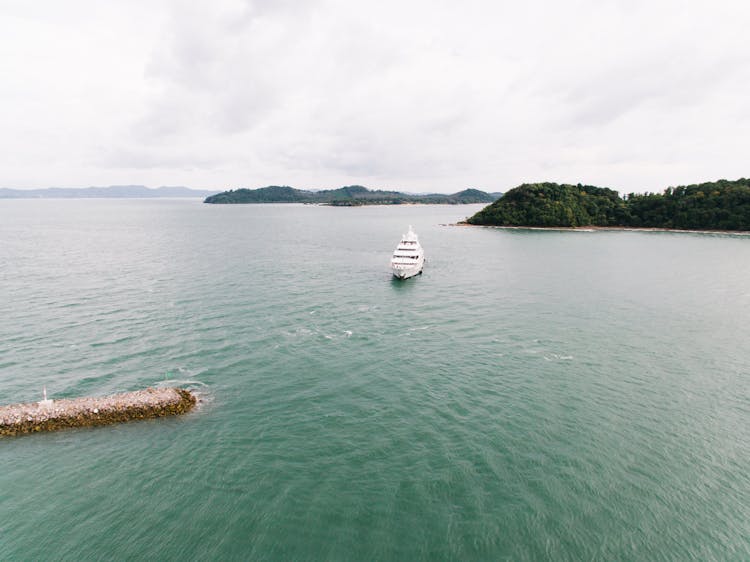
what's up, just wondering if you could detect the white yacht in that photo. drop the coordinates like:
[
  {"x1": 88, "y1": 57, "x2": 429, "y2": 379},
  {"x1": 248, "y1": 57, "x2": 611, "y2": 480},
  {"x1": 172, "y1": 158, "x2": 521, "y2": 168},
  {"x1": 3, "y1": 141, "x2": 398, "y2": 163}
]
[{"x1": 391, "y1": 225, "x2": 425, "y2": 279}]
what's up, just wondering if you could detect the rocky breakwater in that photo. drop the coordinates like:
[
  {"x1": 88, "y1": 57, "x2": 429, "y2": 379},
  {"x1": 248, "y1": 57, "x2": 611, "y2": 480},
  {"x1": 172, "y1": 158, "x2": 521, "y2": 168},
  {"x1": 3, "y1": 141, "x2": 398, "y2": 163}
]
[{"x1": 0, "y1": 387, "x2": 197, "y2": 437}]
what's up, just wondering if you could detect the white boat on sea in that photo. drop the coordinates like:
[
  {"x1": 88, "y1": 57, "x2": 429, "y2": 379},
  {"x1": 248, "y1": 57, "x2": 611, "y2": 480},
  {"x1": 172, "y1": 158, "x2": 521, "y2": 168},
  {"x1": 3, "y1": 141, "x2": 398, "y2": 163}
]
[{"x1": 391, "y1": 225, "x2": 425, "y2": 279}]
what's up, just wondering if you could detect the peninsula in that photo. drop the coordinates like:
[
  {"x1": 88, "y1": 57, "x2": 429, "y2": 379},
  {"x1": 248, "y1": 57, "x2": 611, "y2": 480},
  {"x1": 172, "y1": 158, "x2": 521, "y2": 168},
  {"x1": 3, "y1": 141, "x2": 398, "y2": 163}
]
[
  {"x1": 466, "y1": 178, "x2": 750, "y2": 231},
  {"x1": 204, "y1": 185, "x2": 499, "y2": 205}
]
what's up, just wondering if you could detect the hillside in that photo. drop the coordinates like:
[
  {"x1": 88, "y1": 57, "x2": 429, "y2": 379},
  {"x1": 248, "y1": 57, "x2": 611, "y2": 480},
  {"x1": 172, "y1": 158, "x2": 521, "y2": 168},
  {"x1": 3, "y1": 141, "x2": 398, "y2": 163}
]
[
  {"x1": 467, "y1": 183, "x2": 627, "y2": 227},
  {"x1": 204, "y1": 185, "x2": 498, "y2": 205},
  {"x1": 624, "y1": 179, "x2": 750, "y2": 230},
  {"x1": 466, "y1": 178, "x2": 750, "y2": 231}
]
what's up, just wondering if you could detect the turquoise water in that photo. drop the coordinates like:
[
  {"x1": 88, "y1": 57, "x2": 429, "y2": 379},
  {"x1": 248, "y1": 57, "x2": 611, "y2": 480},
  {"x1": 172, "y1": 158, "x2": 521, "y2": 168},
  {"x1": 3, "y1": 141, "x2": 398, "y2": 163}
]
[{"x1": 1, "y1": 200, "x2": 749, "y2": 560}]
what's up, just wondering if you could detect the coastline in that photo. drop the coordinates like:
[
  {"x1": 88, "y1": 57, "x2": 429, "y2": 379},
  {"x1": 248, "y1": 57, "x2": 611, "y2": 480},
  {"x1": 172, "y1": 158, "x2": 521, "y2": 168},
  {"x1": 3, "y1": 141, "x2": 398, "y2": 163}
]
[{"x1": 452, "y1": 223, "x2": 750, "y2": 236}]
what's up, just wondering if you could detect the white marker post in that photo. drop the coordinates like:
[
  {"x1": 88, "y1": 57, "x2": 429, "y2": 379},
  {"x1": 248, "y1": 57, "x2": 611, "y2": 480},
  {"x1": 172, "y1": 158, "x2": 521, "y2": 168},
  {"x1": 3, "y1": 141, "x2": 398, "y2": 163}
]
[{"x1": 39, "y1": 386, "x2": 54, "y2": 408}]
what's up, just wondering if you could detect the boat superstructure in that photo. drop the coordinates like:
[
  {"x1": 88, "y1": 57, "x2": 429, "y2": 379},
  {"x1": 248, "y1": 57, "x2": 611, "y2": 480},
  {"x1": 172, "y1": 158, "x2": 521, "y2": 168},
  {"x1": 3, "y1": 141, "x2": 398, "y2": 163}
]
[{"x1": 391, "y1": 225, "x2": 425, "y2": 279}]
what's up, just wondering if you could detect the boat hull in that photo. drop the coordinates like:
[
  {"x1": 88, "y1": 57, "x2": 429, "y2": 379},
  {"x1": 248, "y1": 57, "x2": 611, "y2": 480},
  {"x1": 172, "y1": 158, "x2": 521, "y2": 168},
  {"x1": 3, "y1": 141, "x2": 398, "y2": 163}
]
[{"x1": 392, "y1": 262, "x2": 424, "y2": 279}]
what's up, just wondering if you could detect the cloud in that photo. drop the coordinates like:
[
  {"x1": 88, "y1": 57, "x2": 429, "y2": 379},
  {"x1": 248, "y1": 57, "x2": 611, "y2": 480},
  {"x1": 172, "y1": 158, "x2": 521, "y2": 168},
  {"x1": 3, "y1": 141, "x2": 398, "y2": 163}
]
[{"x1": 1, "y1": 0, "x2": 749, "y2": 191}]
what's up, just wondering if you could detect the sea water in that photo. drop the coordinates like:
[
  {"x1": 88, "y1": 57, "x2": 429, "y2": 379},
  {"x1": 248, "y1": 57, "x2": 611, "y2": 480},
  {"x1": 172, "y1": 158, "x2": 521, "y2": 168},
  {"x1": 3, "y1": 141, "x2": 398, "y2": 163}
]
[{"x1": 0, "y1": 200, "x2": 748, "y2": 560}]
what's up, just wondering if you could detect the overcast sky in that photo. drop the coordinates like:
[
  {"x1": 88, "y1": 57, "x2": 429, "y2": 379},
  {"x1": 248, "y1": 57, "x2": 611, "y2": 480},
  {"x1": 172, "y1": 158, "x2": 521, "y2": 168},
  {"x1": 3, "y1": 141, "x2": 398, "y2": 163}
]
[{"x1": 1, "y1": 0, "x2": 748, "y2": 193}]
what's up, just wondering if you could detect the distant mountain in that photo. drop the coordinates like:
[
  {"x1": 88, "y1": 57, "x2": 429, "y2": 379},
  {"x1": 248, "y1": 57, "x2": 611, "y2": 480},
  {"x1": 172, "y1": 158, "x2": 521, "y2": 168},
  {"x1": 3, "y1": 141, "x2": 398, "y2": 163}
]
[
  {"x1": 204, "y1": 185, "x2": 499, "y2": 205},
  {"x1": 0, "y1": 185, "x2": 220, "y2": 199}
]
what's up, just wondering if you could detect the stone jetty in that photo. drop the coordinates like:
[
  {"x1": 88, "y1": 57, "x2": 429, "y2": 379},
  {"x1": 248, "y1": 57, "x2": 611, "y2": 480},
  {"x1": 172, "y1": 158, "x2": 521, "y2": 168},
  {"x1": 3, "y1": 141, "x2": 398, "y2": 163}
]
[{"x1": 0, "y1": 387, "x2": 196, "y2": 437}]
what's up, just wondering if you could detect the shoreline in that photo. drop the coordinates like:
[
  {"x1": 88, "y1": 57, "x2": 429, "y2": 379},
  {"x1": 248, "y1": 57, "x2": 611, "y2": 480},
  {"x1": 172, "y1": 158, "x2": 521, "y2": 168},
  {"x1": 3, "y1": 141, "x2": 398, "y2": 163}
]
[{"x1": 452, "y1": 223, "x2": 750, "y2": 236}]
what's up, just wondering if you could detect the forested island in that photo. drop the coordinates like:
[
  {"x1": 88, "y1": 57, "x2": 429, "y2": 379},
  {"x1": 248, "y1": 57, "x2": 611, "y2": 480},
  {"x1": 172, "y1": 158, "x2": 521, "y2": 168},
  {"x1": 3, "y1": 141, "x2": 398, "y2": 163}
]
[
  {"x1": 204, "y1": 185, "x2": 499, "y2": 205},
  {"x1": 466, "y1": 178, "x2": 750, "y2": 231}
]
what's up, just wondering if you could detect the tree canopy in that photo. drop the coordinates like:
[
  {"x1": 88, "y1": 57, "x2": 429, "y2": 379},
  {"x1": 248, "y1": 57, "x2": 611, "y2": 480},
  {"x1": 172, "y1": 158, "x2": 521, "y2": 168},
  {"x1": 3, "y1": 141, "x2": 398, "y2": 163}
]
[
  {"x1": 466, "y1": 182, "x2": 627, "y2": 227},
  {"x1": 466, "y1": 179, "x2": 750, "y2": 231},
  {"x1": 204, "y1": 185, "x2": 498, "y2": 205}
]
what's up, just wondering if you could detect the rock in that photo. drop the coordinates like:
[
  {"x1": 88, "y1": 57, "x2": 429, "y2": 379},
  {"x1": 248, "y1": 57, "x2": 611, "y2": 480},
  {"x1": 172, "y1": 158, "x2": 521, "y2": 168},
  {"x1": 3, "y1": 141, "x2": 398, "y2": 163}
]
[{"x1": 0, "y1": 387, "x2": 197, "y2": 437}]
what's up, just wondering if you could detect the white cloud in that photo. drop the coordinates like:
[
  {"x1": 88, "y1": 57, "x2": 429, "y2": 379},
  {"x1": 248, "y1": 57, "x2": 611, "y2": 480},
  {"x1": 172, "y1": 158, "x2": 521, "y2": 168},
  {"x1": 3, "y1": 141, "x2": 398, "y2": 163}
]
[{"x1": 0, "y1": 0, "x2": 748, "y2": 192}]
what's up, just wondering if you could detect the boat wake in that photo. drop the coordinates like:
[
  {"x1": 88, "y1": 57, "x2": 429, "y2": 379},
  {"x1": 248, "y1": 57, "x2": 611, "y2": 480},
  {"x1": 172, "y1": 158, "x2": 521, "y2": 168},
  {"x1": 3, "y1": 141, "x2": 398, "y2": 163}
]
[{"x1": 543, "y1": 354, "x2": 574, "y2": 361}]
